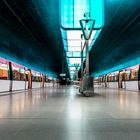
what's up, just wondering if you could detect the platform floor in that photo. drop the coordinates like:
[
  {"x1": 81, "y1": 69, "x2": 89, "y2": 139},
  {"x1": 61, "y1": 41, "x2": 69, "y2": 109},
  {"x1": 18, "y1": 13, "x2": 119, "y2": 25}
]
[{"x1": 0, "y1": 86, "x2": 140, "y2": 140}]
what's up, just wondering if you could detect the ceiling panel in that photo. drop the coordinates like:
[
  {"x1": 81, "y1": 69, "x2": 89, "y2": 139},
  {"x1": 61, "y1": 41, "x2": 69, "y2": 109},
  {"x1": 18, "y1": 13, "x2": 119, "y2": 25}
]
[{"x1": 89, "y1": 0, "x2": 140, "y2": 77}]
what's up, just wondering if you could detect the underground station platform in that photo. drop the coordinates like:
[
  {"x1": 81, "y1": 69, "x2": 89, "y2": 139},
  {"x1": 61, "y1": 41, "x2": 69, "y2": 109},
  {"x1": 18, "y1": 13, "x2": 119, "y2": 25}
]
[{"x1": 0, "y1": 0, "x2": 140, "y2": 139}]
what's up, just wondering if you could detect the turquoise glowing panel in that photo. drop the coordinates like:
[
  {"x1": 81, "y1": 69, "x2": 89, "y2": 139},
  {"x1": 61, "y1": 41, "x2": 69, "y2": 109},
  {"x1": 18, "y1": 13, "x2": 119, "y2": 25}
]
[
  {"x1": 69, "y1": 64, "x2": 81, "y2": 67},
  {"x1": 0, "y1": 53, "x2": 57, "y2": 77},
  {"x1": 64, "y1": 46, "x2": 68, "y2": 51},
  {"x1": 68, "y1": 40, "x2": 81, "y2": 46},
  {"x1": 60, "y1": 0, "x2": 104, "y2": 29},
  {"x1": 60, "y1": 0, "x2": 74, "y2": 28},
  {"x1": 74, "y1": 0, "x2": 90, "y2": 27},
  {"x1": 69, "y1": 58, "x2": 81, "y2": 65},
  {"x1": 88, "y1": 29, "x2": 101, "y2": 51},
  {"x1": 66, "y1": 51, "x2": 81, "y2": 57},
  {"x1": 83, "y1": 52, "x2": 86, "y2": 57},
  {"x1": 66, "y1": 57, "x2": 69, "y2": 63},
  {"x1": 66, "y1": 52, "x2": 73, "y2": 57},
  {"x1": 91, "y1": 57, "x2": 140, "y2": 77},
  {"x1": 70, "y1": 67, "x2": 76, "y2": 71},
  {"x1": 68, "y1": 47, "x2": 81, "y2": 51},
  {"x1": 90, "y1": 0, "x2": 104, "y2": 28},
  {"x1": 61, "y1": 28, "x2": 67, "y2": 39},
  {"x1": 63, "y1": 39, "x2": 67, "y2": 46},
  {"x1": 73, "y1": 52, "x2": 81, "y2": 57},
  {"x1": 62, "y1": 39, "x2": 68, "y2": 51}
]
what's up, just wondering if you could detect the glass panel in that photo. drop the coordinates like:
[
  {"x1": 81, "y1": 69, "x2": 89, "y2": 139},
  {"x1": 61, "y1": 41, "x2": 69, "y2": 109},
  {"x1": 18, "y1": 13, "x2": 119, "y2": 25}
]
[
  {"x1": 64, "y1": 46, "x2": 68, "y2": 51},
  {"x1": 74, "y1": 0, "x2": 90, "y2": 27},
  {"x1": 73, "y1": 52, "x2": 81, "y2": 57},
  {"x1": 90, "y1": 0, "x2": 104, "y2": 28},
  {"x1": 60, "y1": 0, "x2": 74, "y2": 28},
  {"x1": 66, "y1": 30, "x2": 96, "y2": 50},
  {"x1": 68, "y1": 40, "x2": 81, "y2": 46},
  {"x1": 66, "y1": 52, "x2": 73, "y2": 57},
  {"x1": 0, "y1": 63, "x2": 8, "y2": 80},
  {"x1": 60, "y1": 0, "x2": 104, "y2": 29},
  {"x1": 67, "y1": 30, "x2": 83, "y2": 40},
  {"x1": 70, "y1": 67, "x2": 76, "y2": 71},
  {"x1": 68, "y1": 64, "x2": 81, "y2": 67},
  {"x1": 66, "y1": 51, "x2": 81, "y2": 57},
  {"x1": 68, "y1": 47, "x2": 81, "y2": 51},
  {"x1": 12, "y1": 63, "x2": 24, "y2": 81},
  {"x1": 61, "y1": 28, "x2": 67, "y2": 39},
  {"x1": 70, "y1": 71, "x2": 75, "y2": 74},
  {"x1": 62, "y1": 39, "x2": 68, "y2": 46},
  {"x1": 69, "y1": 58, "x2": 81, "y2": 65}
]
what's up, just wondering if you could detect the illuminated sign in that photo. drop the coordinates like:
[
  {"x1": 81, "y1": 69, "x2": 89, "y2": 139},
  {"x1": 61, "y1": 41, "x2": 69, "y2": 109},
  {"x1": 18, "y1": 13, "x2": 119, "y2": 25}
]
[{"x1": 60, "y1": 73, "x2": 66, "y2": 77}]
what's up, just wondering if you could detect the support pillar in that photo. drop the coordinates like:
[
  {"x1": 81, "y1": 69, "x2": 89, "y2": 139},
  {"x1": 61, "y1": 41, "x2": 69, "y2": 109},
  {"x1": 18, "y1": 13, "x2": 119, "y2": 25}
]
[
  {"x1": 105, "y1": 74, "x2": 107, "y2": 87},
  {"x1": 118, "y1": 71, "x2": 123, "y2": 88},
  {"x1": 9, "y1": 62, "x2": 13, "y2": 92},
  {"x1": 81, "y1": 40, "x2": 94, "y2": 96},
  {"x1": 24, "y1": 68, "x2": 27, "y2": 90},
  {"x1": 138, "y1": 65, "x2": 140, "y2": 90},
  {"x1": 28, "y1": 69, "x2": 32, "y2": 89},
  {"x1": 41, "y1": 74, "x2": 44, "y2": 88},
  {"x1": 79, "y1": 14, "x2": 95, "y2": 96}
]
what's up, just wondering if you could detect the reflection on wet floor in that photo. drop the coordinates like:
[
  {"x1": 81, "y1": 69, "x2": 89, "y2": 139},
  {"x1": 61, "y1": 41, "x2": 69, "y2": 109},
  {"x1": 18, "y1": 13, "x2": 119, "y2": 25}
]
[
  {"x1": 0, "y1": 86, "x2": 140, "y2": 119},
  {"x1": 0, "y1": 86, "x2": 140, "y2": 140}
]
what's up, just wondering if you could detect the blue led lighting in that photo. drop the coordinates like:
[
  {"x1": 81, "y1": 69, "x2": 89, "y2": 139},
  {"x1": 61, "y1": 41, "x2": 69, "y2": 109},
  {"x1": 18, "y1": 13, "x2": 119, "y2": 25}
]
[
  {"x1": 88, "y1": 29, "x2": 102, "y2": 51},
  {"x1": 91, "y1": 57, "x2": 140, "y2": 77},
  {"x1": 0, "y1": 52, "x2": 57, "y2": 78},
  {"x1": 60, "y1": 0, "x2": 105, "y2": 77},
  {"x1": 60, "y1": 0, "x2": 104, "y2": 29}
]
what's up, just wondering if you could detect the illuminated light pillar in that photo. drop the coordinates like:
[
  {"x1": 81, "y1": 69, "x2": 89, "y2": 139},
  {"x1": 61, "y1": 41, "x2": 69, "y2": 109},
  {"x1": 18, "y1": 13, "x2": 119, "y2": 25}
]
[
  {"x1": 28, "y1": 69, "x2": 32, "y2": 89},
  {"x1": 79, "y1": 13, "x2": 95, "y2": 96},
  {"x1": 9, "y1": 62, "x2": 13, "y2": 92},
  {"x1": 80, "y1": 13, "x2": 95, "y2": 76}
]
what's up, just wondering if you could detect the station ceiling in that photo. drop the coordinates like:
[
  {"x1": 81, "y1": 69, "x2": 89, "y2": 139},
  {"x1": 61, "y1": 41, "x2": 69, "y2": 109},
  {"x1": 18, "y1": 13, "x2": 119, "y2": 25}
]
[
  {"x1": 0, "y1": 0, "x2": 68, "y2": 77},
  {"x1": 89, "y1": 0, "x2": 140, "y2": 76}
]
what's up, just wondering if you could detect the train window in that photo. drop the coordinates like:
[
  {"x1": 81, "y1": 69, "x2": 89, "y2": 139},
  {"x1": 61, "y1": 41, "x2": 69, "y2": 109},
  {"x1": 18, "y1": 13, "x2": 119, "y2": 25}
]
[
  {"x1": 0, "y1": 63, "x2": 9, "y2": 80},
  {"x1": 115, "y1": 75, "x2": 118, "y2": 81},
  {"x1": 12, "y1": 63, "x2": 24, "y2": 80},
  {"x1": 32, "y1": 71, "x2": 36, "y2": 82},
  {"x1": 124, "y1": 71, "x2": 130, "y2": 81},
  {"x1": 12, "y1": 63, "x2": 24, "y2": 81},
  {"x1": 25, "y1": 71, "x2": 28, "y2": 81},
  {"x1": 20, "y1": 69, "x2": 25, "y2": 81},
  {"x1": 0, "y1": 58, "x2": 9, "y2": 80},
  {"x1": 131, "y1": 69, "x2": 138, "y2": 80},
  {"x1": 32, "y1": 72, "x2": 41, "y2": 82}
]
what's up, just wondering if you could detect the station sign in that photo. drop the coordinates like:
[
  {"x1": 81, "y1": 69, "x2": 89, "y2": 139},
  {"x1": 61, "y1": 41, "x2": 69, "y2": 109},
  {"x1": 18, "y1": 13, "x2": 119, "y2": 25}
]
[{"x1": 60, "y1": 73, "x2": 66, "y2": 77}]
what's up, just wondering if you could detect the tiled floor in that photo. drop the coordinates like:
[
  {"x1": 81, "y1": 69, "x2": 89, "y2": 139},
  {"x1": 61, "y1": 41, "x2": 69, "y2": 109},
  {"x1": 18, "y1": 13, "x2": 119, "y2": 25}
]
[{"x1": 0, "y1": 86, "x2": 140, "y2": 140}]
